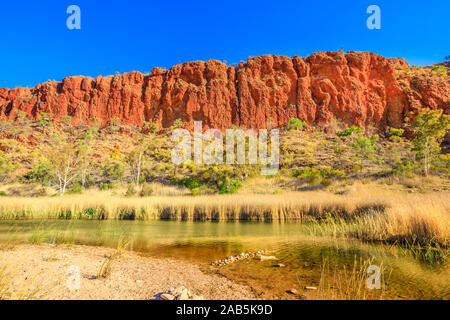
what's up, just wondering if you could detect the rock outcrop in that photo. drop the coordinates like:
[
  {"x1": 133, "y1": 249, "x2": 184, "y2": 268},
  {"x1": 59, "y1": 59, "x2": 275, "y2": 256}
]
[{"x1": 0, "y1": 51, "x2": 448, "y2": 131}]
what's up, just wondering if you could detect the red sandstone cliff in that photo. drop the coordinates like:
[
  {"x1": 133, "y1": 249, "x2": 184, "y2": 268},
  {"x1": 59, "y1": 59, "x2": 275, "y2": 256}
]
[{"x1": 0, "y1": 51, "x2": 448, "y2": 131}]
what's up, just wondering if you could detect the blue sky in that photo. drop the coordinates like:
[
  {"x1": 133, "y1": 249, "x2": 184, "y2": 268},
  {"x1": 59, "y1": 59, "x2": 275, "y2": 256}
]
[{"x1": 0, "y1": 0, "x2": 448, "y2": 88}]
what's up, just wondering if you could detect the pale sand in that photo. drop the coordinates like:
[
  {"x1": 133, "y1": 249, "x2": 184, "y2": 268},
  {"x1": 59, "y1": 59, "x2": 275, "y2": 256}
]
[{"x1": 0, "y1": 244, "x2": 256, "y2": 300}]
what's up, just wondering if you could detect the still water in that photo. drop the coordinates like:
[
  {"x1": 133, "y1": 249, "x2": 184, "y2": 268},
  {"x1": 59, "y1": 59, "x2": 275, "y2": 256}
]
[{"x1": 0, "y1": 220, "x2": 448, "y2": 300}]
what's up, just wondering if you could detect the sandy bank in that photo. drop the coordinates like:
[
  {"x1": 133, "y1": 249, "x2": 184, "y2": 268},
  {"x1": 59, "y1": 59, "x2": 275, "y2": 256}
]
[{"x1": 0, "y1": 244, "x2": 256, "y2": 300}]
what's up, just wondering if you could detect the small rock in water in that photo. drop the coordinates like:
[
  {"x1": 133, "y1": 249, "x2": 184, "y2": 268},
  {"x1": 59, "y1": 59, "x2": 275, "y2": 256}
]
[
  {"x1": 211, "y1": 250, "x2": 265, "y2": 266},
  {"x1": 305, "y1": 286, "x2": 318, "y2": 290},
  {"x1": 287, "y1": 289, "x2": 298, "y2": 295},
  {"x1": 260, "y1": 255, "x2": 277, "y2": 261},
  {"x1": 160, "y1": 293, "x2": 174, "y2": 300}
]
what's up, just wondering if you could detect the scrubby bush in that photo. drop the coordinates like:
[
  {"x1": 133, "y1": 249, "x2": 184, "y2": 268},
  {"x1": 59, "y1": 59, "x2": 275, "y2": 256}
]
[
  {"x1": 61, "y1": 115, "x2": 72, "y2": 123},
  {"x1": 101, "y1": 161, "x2": 124, "y2": 180},
  {"x1": 387, "y1": 127, "x2": 405, "y2": 138},
  {"x1": 109, "y1": 118, "x2": 121, "y2": 132},
  {"x1": 36, "y1": 112, "x2": 53, "y2": 127},
  {"x1": 68, "y1": 183, "x2": 83, "y2": 194},
  {"x1": 337, "y1": 126, "x2": 363, "y2": 137},
  {"x1": 139, "y1": 183, "x2": 154, "y2": 197},
  {"x1": 125, "y1": 184, "x2": 137, "y2": 197},
  {"x1": 287, "y1": 118, "x2": 306, "y2": 131},
  {"x1": 172, "y1": 118, "x2": 184, "y2": 129},
  {"x1": 99, "y1": 182, "x2": 117, "y2": 190},
  {"x1": 431, "y1": 65, "x2": 447, "y2": 76},
  {"x1": 391, "y1": 158, "x2": 416, "y2": 175},
  {"x1": 218, "y1": 175, "x2": 242, "y2": 194},
  {"x1": 24, "y1": 158, "x2": 53, "y2": 185},
  {"x1": 291, "y1": 167, "x2": 346, "y2": 184},
  {"x1": 177, "y1": 177, "x2": 203, "y2": 190},
  {"x1": 0, "y1": 151, "x2": 14, "y2": 179}
]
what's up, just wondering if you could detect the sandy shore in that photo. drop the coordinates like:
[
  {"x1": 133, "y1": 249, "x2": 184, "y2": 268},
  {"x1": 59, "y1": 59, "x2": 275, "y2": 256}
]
[{"x1": 0, "y1": 244, "x2": 256, "y2": 300}]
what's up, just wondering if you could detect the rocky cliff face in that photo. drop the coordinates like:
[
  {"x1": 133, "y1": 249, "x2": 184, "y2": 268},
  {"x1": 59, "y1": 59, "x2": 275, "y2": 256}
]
[{"x1": 0, "y1": 51, "x2": 448, "y2": 131}]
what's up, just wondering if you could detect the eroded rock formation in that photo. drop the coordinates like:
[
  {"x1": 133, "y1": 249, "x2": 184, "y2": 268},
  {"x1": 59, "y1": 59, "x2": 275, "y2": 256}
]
[{"x1": 0, "y1": 51, "x2": 448, "y2": 131}]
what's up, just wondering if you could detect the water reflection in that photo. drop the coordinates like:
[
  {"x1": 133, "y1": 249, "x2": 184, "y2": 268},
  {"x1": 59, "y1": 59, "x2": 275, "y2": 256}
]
[{"x1": 0, "y1": 219, "x2": 448, "y2": 299}]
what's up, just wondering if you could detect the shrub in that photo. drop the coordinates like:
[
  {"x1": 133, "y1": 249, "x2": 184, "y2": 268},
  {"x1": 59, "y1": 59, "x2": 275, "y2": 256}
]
[
  {"x1": 25, "y1": 158, "x2": 53, "y2": 185},
  {"x1": 387, "y1": 127, "x2": 405, "y2": 138},
  {"x1": 35, "y1": 119, "x2": 52, "y2": 127},
  {"x1": 391, "y1": 158, "x2": 415, "y2": 175},
  {"x1": 0, "y1": 151, "x2": 14, "y2": 177},
  {"x1": 291, "y1": 167, "x2": 346, "y2": 184},
  {"x1": 287, "y1": 118, "x2": 306, "y2": 130},
  {"x1": 99, "y1": 182, "x2": 117, "y2": 190},
  {"x1": 172, "y1": 118, "x2": 184, "y2": 129},
  {"x1": 431, "y1": 65, "x2": 447, "y2": 76},
  {"x1": 61, "y1": 115, "x2": 72, "y2": 123},
  {"x1": 178, "y1": 177, "x2": 203, "y2": 190},
  {"x1": 337, "y1": 126, "x2": 363, "y2": 137},
  {"x1": 320, "y1": 178, "x2": 332, "y2": 187},
  {"x1": 218, "y1": 175, "x2": 242, "y2": 194},
  {"x1": 85, "y1": 126, "x2": 99, "y2": 139},
  {"x1": 15, "y1": 110, "x2": 27, "y2": 121},
  {"x1": 139, "y1": 183, "x2": 153, "y2": 197},
  {"x1": 101, "y1": 162, "x2": 124, "y2": 180},
  {"x1": 109, "y1": 118, "x2": 121, "y2": 132},
  {"x1": 125, "y1": 184, "x2": 137, "y2": 197},
  {"x1": 68, "y1": 183, "x2": 83, "y2": 194}
]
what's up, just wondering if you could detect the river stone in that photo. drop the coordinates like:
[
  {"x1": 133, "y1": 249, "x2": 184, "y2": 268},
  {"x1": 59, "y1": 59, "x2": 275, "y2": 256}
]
[
  {"x1": 260, "y1": 255, "x2": 277, "y2": 261},
  {"x1": 287, "y1": 289, "x2": 298, "y2": 295},
  {"x1": 161, "y1": 293, "x2": 174, "y2": 300}
]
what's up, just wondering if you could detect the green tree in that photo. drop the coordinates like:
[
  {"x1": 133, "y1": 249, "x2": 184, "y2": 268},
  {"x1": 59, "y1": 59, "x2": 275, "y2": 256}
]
[
  {"x1": 352, "y1": 136, "x2": 377, "y2": 172},
  {"x1": 125, "y1": 135, "x2": 151, "y2": 188},
  {"x1": 411, "y1": 109, "x2": 449, "y2": 176},
  {"x1": 25, "y1": 157, "x2": 53, "y2": 185},
  {"x1": 43, "y1": 133, "x2": 82, "y2": 196},
  {"x1": 0, "y1": 151, "x2": 14, "y2": 182}
]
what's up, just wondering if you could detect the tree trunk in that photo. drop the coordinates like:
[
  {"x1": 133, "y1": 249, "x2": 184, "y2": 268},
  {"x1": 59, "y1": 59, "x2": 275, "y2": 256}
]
[{"x1": 136, "y1": 152, "x2": 142, "y2": 188}]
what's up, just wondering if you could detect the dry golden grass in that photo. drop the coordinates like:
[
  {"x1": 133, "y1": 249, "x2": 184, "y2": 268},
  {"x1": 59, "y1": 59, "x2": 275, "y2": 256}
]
[
  {"x1": 317, "y1": 257, "x2": 392, "y2": 300},
  {"x1": 0, "y1": 186, "x2": 385, "y2": 221},
  {"x1": 0, "y1": 182, "x2": 448, "y2": 246},
  {"x1": 355, "y1": 193, "x2": 449, "y2": 246}
]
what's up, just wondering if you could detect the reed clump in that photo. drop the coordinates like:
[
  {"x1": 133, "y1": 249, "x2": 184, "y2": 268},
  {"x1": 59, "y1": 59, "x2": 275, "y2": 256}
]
[
  {"x1": 0, "y1": 191, "x2": 386, "y2": 222},
  {"x1": 0, "y1": 186, "x2": 448, "y2": 247}
]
